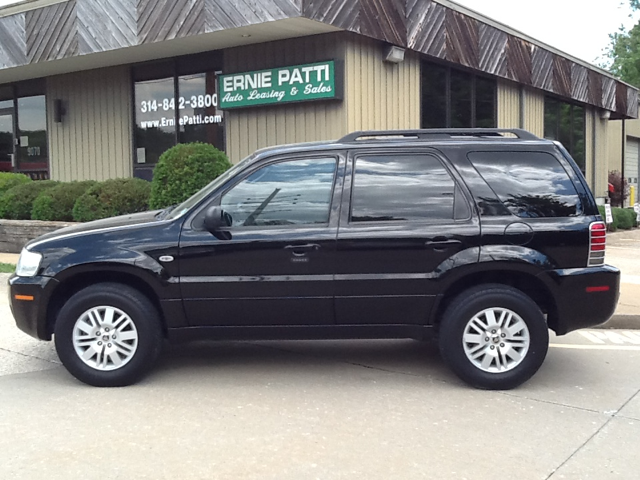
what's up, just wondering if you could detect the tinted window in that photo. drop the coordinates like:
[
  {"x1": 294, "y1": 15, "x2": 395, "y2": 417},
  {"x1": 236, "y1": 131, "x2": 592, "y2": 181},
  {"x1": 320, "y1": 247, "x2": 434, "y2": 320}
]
[
  {"x1": 544, "y1": 97, "x2": 585, "y2": 172},
  {"x1": 221, "y1": 158, "x2": 337, "y2": 227},
  {"x1": 351, "y1": 155, "x2": 456, "y2": 222},
  {"x1": 468, "y1": 151, "x2": 582, "y2": 218}
]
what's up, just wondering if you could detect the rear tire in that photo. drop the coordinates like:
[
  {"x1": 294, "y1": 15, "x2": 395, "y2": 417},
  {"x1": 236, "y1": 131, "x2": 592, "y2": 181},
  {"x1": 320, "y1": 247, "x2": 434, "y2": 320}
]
[
  {"x1": 439, "y1": 284, "x2": 549, "y2": 390},
  {"x1": 54, "y1": 283, "x2": 162, "y2": 387}
]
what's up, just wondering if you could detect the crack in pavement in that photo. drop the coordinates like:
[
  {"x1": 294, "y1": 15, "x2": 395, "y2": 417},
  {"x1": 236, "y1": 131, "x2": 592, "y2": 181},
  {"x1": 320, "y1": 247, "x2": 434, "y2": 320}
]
[
  {"x1": 545, "y1": 387, "x2": 640, "y2": 480},
  {"x1": 0, "y1": 346, "x2": 61, "y2": 365},
  {"x1": 246, "y1": 342, "x2": 635, "y2": 417}
]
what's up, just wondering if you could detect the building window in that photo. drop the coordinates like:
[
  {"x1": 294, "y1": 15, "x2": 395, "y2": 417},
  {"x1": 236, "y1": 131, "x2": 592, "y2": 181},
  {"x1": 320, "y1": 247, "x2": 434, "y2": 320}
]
[
  {"x1": 544, "y1": 97, "x2": 586, "y2": 172},
  {"x1": 133, "y1": 53, "x2": 224, "y2": 180},
  {"x1": 421, "y1": 62, "x2": 496, "y2": 129},
  {"x1": 0, "y1": 81, "x2": 48, "y2": 179}
]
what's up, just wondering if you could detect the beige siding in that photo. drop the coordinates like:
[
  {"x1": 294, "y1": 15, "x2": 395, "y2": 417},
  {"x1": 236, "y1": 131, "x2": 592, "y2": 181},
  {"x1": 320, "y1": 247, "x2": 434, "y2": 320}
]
[
  {"x1": 585, "y1": 107, "x2": 594, "y2": 190},
  {"x1": 594, "y1": 113, "x2": 609, "y2": 198},
  {"x1": 523, "y1": 88, "x2": 545, "y2": 137},
  {"x1": 224, "y1": 33, "x2": 347, "y2": 164},
  {"x1": 497, "y1": 80, "x2": 520, "y2": 129},
  {"x1": 607, "y1": 118, "x2": 640, "y2": 174},
  {"x1": 224, "y1": 33, "x2": 421, "y2": 163},
  {"x1": 344, "y1": 35, "x2": 420, "y2": 132},
  {"x1": 47, "y1": 66, "x2": 132, "y2": 181}
]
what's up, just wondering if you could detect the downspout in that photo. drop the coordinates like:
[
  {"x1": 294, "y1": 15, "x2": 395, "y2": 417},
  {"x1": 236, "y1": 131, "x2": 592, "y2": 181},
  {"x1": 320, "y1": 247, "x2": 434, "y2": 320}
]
[{"x1": 622, "y1": 119, "x2": 626, "y2": 207}]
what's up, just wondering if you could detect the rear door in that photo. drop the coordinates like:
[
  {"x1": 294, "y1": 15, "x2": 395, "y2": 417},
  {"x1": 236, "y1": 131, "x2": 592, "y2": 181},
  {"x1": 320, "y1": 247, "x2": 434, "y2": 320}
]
[{"x1": 334, "y1": 149, "x2": 480, "y2": 325}]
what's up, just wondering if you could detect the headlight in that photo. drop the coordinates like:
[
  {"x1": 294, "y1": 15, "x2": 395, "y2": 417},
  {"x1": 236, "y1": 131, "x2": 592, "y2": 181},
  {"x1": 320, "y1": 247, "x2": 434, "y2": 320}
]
[{"x1": 16, "y1": 249, "x2": 43, "y2": 277}]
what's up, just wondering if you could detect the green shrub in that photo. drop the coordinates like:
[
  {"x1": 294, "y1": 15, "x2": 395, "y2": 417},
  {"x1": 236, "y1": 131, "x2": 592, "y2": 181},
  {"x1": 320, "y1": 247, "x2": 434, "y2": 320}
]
[
  {"x1": 149, "y1": 143, "x2": 231, "y2": 210},
  {"x1": 72, "y1": 178, "x2": 151, "y2": 222},
  {"x1": 0, "y1": 172, "x2": 32, "y2": 197},
  {"x1": 31, "y1": 181, "x2": 97, "y2": 221},
  {"x1": 0, "y1": 180, "x2": 59, "y2": 220}
]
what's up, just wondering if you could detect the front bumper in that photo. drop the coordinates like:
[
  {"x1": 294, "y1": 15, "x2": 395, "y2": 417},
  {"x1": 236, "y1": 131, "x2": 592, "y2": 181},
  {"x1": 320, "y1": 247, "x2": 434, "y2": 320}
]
[
  {"x1": 542, "y1": 265, "x2": 621, "y2": 335},
  {"x1": 9, "y1": 274, "x2": 59, "y2": 341}
]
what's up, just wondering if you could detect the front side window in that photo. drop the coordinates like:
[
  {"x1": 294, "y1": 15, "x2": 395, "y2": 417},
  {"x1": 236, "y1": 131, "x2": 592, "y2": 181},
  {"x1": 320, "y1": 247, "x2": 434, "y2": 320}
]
[
  {"x1": 221, "y1": 157, "x2": 337, "y2": 227},
  {"x1": 468, "y1": 151, "x2": 582, "y2": 218},
  {"x1": 351, "y1": 155, "x2": 456, "y2": 222}
]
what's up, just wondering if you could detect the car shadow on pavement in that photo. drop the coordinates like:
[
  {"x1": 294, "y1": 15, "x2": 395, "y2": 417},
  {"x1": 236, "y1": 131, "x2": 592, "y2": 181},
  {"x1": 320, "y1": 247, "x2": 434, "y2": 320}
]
[{"x1": 150, "y1": 339, "x2": 454, "y2": 386}]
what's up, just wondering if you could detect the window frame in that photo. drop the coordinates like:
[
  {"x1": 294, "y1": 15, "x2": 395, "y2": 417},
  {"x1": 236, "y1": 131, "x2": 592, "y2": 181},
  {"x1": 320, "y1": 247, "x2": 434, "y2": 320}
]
[
  {"x1": 467, "y1": 149, "x2": 584, "y2": 218},
  {"x1": 190, "y1": 152, "x2": 343, "y2": 231},
  {"x1": 421, "y1": 61, "x2": 498, "y2": 129},
  {"x1": 131, "y1": 52, "x2": 225, "y2": 178},
  {"x1": 346, "y1": 150, "x2": 471, "y2": 226},
  {"x1": 544, "y1": 96, "x2": 586, "y2": 172}
]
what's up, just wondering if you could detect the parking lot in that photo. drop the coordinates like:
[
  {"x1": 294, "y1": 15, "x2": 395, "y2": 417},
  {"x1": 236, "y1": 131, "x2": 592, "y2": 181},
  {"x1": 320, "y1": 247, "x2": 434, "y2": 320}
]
[{"x1": 1, "y1": 265, "x2": 640, "y2": 479}]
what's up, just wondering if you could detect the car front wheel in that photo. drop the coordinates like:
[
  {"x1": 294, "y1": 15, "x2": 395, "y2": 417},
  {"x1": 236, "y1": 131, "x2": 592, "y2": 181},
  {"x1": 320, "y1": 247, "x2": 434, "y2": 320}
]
[
  {"x1": 439, "y1": 284, "x2": 549, "y2": 390},
  {"x1": 54, "y1": 283, "x2": 163, "y2": 387}
]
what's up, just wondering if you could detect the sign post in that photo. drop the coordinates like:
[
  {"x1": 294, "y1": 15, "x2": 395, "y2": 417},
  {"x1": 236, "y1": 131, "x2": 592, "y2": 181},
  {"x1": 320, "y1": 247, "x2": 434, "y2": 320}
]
[{"x1": 604, "y1": 203, "x2": 614, "y2": 225}]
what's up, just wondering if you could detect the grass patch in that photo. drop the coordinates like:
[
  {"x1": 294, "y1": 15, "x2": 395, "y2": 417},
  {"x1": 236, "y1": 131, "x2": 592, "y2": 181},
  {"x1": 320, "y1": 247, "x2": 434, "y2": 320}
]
[{"x1": 0, "y1": 263, "x2": 15, "y2": 273}]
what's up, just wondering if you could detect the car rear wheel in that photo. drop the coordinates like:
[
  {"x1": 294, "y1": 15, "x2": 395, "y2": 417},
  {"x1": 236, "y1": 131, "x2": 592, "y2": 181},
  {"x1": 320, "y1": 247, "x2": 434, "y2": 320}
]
[
  {"x1": 54, "y1": 283, "x2": 162, "y2": 387},
  {"x1": 439, "y1": 284, "x2": 549, "y2": 390}
]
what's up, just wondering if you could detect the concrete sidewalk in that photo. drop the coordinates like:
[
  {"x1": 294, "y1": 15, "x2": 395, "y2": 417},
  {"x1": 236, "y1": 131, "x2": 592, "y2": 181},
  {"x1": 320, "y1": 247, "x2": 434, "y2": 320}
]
[
  {"x1": 0, "y1": 252, "x2": 18, "y2": 264},
  {"x1": 601, "y1": 228, "x2": 640, "y2": 329},
  {"x1": 1, "y1": 229, "x2": 638, "y2": 327}
]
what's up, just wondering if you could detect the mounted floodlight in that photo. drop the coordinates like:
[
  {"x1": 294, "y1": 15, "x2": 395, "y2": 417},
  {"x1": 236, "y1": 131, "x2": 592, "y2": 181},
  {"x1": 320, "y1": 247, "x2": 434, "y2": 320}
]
[{"x1": 384, "y1": 46, "x2": 405, "y2": 64}]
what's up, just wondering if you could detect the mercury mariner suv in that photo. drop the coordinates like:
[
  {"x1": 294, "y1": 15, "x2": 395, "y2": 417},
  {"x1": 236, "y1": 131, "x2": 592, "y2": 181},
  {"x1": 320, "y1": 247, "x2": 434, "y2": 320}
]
[{"x1": 10, "y1": 129, "x2": 620, "y2": 389}]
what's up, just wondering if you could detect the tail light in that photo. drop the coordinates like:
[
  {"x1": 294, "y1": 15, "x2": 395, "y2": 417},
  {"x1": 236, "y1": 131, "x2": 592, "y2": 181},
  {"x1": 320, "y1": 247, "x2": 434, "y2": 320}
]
[{"x1": 588, "y1": 222, "x2": 606, "y2": 266}]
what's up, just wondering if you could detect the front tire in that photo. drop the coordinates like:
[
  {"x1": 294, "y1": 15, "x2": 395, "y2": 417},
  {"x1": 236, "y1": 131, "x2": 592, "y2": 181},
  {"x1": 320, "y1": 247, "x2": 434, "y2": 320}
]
[
  {"x1": 54, "y1": 283, "x2": 162, "y2": 387},
  {"x1": 439, "y1": 284, "x2": 549, "y2": 390}
]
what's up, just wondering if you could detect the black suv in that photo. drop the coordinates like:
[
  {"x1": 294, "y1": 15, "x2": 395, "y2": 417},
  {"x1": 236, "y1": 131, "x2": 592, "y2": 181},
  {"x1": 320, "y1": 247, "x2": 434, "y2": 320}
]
[{"x1": 10, "y1": 129, "x2": 620, "y2": 389}]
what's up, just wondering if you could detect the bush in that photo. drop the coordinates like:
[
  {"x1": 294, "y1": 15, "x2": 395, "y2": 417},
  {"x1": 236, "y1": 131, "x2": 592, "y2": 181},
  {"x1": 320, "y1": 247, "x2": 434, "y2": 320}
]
[
  {"x1": 598, "y1": 205, "x2": 638, "y2": 231},
  {"x1": 72, "y1": 178, "x2": 151, "y2": 222},
  {"x1": 31, "y1": 181, "x2": 97, "y2": 221},
  {"x1": 0, "y1": 180, "x2": 59, "y2": 220},
  {"x1": 149, "y1": 143, "x2": 231, "y2": 210},
  {"x1": 0, "y1": 172, "x2": 32, "y2": 197},
  {"x1": 608, "y1": 171, "x2": 629, "y2": 207}
]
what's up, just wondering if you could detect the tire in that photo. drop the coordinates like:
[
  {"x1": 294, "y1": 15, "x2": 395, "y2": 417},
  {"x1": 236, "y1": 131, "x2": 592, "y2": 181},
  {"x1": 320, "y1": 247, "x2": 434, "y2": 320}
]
[
  {"x1": 438, "y1": 284, "x2": 549, "y2": 390},
  {"x1": 54, "y1": 283, "x2": 163, "y2": 387}
]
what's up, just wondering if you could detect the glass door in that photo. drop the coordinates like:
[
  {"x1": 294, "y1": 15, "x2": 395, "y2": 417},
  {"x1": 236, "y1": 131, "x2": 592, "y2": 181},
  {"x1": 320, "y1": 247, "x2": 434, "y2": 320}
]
[{"x1": 0, "y1": 109, "x2": 15, "y2": 173}]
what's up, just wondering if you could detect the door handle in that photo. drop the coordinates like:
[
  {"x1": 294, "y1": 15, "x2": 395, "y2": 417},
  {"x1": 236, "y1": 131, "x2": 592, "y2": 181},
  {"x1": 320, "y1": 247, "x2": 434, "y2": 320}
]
[
  {"x1": 285, "y1": 243, "x2": 321, "y2": 256},
  {"x1": 424, "y1": 239, "x2": 462, "y2": 249}
]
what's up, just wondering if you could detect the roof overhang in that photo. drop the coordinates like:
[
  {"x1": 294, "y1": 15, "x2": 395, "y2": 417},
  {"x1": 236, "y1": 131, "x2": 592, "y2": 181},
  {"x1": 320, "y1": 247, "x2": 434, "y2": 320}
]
[
  {"x1": 0, "y1": 17, "x2": 341, "y2": 83},
  {"x1": 0, "y1": 0, "x2": 637, "y2": 119}
]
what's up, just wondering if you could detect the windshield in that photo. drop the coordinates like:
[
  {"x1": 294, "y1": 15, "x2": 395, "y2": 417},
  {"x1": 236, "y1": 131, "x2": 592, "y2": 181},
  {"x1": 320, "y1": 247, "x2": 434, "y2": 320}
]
[{"x1": 165, "y1": 154, "x2": 255, "y2": 220}]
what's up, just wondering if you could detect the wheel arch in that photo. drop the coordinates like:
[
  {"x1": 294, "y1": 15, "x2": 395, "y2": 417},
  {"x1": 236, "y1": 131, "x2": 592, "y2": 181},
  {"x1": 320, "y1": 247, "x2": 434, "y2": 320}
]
[
  {"x1": 46, "y1": 271, "x2": 168, "y2": 338},
  {"x1": 431, "y1": 268, "x2": 559, "y2": 333}
]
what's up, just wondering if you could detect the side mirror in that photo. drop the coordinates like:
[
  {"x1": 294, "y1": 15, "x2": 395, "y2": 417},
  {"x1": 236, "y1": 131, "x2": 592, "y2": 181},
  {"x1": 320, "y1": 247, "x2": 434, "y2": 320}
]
[{"x1": 204, "y1": 206, "x2": 232, "y2": 240}]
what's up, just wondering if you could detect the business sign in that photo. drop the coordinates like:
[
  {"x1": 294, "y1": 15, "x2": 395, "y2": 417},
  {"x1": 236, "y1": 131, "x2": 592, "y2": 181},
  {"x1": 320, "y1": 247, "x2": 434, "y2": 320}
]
[{"x1": 219, "y1": 61, "x2": 338, "y2": 109}]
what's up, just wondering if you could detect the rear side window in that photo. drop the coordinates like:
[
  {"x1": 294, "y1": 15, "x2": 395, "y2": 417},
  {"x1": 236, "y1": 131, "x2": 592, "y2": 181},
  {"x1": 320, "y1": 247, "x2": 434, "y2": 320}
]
[
  {"x1": 351, "y1": 154, "x2": 458, "y2": 222},
  {"x1": 468, "y1": 151, "x2": 582, "y2": 218}
]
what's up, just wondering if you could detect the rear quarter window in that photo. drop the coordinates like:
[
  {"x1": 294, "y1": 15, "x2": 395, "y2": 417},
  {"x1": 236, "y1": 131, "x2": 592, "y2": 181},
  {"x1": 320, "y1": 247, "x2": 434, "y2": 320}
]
[{"x1": 467, "y1": 151, "x2": 583, "y2": 218}]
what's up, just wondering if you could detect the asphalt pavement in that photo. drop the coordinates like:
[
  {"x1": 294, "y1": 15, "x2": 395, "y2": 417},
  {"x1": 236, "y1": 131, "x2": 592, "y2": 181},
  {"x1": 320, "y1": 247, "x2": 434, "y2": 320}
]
[{"x1": 1, "y1": 230, "x2": 640, "y2": 479}]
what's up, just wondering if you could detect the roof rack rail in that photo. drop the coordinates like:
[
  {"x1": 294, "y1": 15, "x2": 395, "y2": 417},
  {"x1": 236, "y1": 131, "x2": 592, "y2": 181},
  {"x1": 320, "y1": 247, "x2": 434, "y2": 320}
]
[{"x1": 338, "y1": 128, "x2": 541, "y2": 143}]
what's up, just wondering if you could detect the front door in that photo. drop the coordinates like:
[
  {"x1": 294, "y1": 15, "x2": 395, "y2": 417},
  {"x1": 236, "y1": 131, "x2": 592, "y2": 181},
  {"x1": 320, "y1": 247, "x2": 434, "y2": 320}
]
[
  {"x1": 335, "y1": 150, "x2": 480, "y2": 325},
  {"x1": 0, "y1": 110, "x2": 14, "y2": 173},
  {"x1": 179, "y1": 154, "x2": 344, "y2": 327}
]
